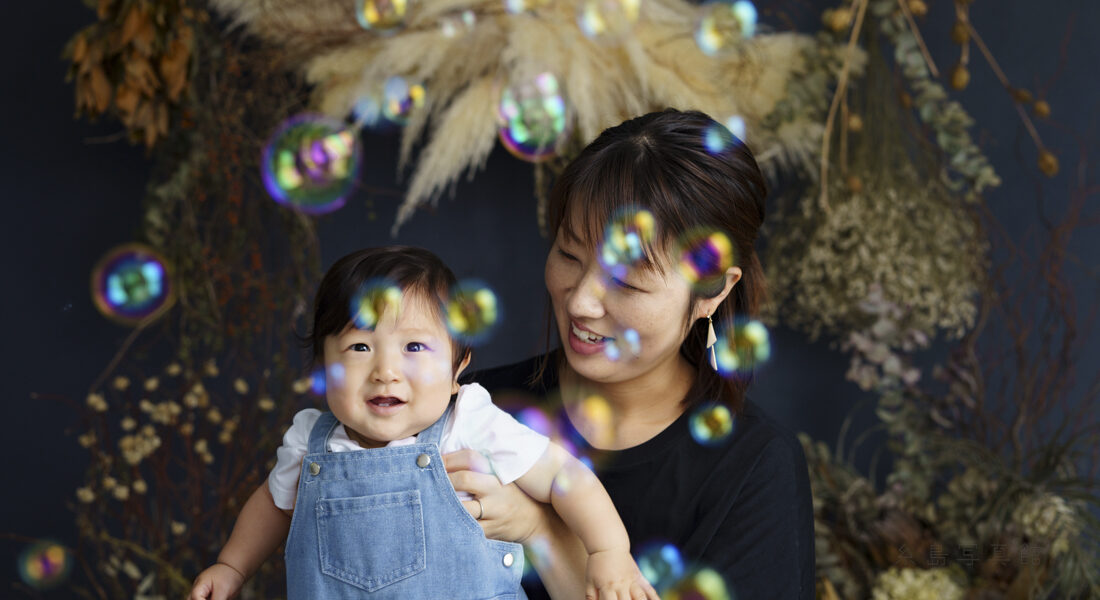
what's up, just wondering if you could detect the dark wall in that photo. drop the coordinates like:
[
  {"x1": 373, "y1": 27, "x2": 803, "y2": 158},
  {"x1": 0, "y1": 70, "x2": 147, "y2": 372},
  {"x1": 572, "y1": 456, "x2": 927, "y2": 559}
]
[{"x1": 4, "y1": 0, "x2": 1097, "y2": 594}]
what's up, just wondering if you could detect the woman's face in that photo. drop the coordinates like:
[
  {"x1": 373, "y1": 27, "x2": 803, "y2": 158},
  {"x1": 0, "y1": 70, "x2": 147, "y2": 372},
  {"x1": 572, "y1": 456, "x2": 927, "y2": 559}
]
[{"x1": 545, "y1": 223, "x2": 698, "y2": 385}]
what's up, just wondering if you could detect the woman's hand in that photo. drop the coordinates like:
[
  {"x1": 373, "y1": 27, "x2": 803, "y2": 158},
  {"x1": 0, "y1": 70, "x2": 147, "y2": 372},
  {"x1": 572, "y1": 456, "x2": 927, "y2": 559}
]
[{"x1": 443, "y1": 448, "x2": 545, "y2": 543}]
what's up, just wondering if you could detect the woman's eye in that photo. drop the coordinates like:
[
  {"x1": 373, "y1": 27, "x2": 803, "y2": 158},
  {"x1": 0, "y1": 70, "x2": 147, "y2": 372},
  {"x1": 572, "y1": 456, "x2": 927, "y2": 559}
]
[
  {"x1": 348, "y1": 343, "x2": 370, "y2": 352},
  {"x1": 557, "y1": 248, "x2": 579, "y2": 262},
  {"x1": 610, "y1": 277, "x2": 633, "y2": 290},
  {"x1": 405, "y1": 342, "x2": 427, "y2": 352}
]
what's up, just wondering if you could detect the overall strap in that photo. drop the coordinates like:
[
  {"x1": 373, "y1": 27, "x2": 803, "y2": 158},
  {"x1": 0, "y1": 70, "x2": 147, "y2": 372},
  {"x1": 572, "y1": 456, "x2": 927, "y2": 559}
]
[
  {"x1": 417, "y1": 399, "x2": 455, "y2": 446},
  {"x1": 307, "y1": 411, "x2": 341, "y2": 455}
]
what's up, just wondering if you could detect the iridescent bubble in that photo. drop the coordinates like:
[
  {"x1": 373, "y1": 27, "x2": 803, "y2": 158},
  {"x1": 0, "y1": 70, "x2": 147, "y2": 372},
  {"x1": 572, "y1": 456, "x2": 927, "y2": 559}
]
[
  {"x1": 603, "y1": 327, "x2": 641, "y2": 362},
  {"x1": 689, "y1": 403, "x2": 735, "y2": 446},
  {"x1": 355, "y1": 0, "x2": 408, "y2": 32},
  {"x1": 599, "y1": 209, "x2": 657, "y2": 279},
  {"x1": 676, "y1": 229, "x2": 736, "y2": 291},
  {"x1": 572, "y1": 395, "x2": 614, "y2": 447},
  {"x1": 637, "y1": 542, "x2": 685, "y2": 591},
  {"x1": 702, "y1": 116, "x2": 745, "y2": 155},
  {"x1": 350, "y1": 280, "x2": 403, "y2": 329},
  {"x1": 445, "y1": 280, "x2": 501, "y2": 345},
  {"x1": 714, "y1": 319, "x2": 771, "y2": 378},
  {"x1": 382, "y1": 76, "x2": 426, "y2": 125},
  {"x1": 498, "y1": 72, "x2": 571, "y2": 162},
  {"x1": 440, "y1": 10, "x2": 476, "y2": 38},
  {"x1": 262, "y1": 114, "x2": 361, "y2": 215},
  {"x1": 516, "y1": 406, "x2": 554, "y2": 437},
  {"x1": 695, "y1": 0, "x2": 757, "y2": 56},
  {"x1": 664, "y1": 567, "x2": 733, "y2": 600},
  {"x1": 352, "y1": 93, "x2": 384, "y2": 129},
  {"x1": 18, "y1": 541, "x2": 73, "y2": 590},
  {"x1": 91, "y1": 243, "x2": 175, "y2": 326},
  {"x1": 327, "y1": 363, "x2": 346, "y2": 389},
  {"x1": 310, "y1": 365, "x2": 327, "y2": 396},
  {"x1": 576, "y1": 0, "x2": 640, "y2": 43}
]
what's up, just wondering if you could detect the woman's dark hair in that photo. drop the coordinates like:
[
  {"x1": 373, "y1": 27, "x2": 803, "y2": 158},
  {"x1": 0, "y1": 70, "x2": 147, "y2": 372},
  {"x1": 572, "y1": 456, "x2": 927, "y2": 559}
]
[
  {"x1": 306, "y1": 246, "x2": 471, "y2": 373},
  {"x1": 543, "y1": 108, "x2": 768, "y2": 415}
]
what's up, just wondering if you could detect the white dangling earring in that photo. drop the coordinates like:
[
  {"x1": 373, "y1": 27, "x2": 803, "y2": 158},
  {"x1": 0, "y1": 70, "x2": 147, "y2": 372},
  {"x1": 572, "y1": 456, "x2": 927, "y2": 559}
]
[{"x1": 706, "y1": 314, "x2": 718, "y2": 370}]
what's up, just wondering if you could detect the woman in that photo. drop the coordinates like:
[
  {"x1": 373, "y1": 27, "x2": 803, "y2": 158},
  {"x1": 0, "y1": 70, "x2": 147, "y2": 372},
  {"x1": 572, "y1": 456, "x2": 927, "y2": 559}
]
[{"x1": 447, "y1": 109, "x2": 814, "y2": 599}]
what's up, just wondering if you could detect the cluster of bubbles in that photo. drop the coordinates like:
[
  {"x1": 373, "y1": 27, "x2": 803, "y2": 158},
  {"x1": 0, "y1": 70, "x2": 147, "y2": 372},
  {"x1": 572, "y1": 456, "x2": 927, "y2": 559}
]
[
  {"x1": 603, "y1": 328, "x2": 641, "y2": 362},
  {"x1": 91, "y1": 243, "x2": 175, "y2": 326},
  {"x1": 439, "y1": 9, "x2": 477, "y2": 38},
  {"x1": 599, "y1": 209, "x2": 656, "y2": 279},
  {"x1": 714, "y1": 318, "x2": 771, "y2": 379},
  {"x1": 702, "y1": 115, "x2": 746, "y2": 154},
  {"x1": 445, "y1": 280, "x2": 500, "y2": 345},
  {"x1": 675, "y1": 229, "x2": 736, "y2": 292},
  {"x1": 576, "y1": 0, "x2": 641, "y2": 43},
  {"x1": 688, "y1": 403, "x2": 735, "y2": 446},
  {"x1": 637, "y1": 542, "x2": 732, "y2": 599},
  {"x1": 694, "y1": 0, "x2": 757, "y2": 56},
  {"x1": 18, "y1": 541, "x2": 72, "y2": 590},
  {"x1": 382, "y1": 76, "x2": 426, "y2": 125},
  {"x1": 351, "y1": 280, "x2": 404, "y2": 330},
  {"x1": 261, "y1": 114, "x2": 361, "y2": 215},
  {"x1": 355, "y1": 0, "x2": 408, "y2": 32},
  {"x1": 498, "y1": 72, "x2": 571, "y2": 162}
]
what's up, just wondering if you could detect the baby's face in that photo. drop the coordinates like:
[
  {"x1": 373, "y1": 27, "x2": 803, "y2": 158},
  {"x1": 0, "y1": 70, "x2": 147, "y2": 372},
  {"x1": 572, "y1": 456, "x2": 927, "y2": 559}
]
[{"x1": 322, "y1": 292, "x2": 464, "y2": 449}]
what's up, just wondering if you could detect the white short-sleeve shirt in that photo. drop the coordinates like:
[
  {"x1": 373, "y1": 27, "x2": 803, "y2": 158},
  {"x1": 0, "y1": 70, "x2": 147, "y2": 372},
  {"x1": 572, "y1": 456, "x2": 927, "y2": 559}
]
[{"x1": 267, "y1": 383, "x2": 549, "y2": 510}]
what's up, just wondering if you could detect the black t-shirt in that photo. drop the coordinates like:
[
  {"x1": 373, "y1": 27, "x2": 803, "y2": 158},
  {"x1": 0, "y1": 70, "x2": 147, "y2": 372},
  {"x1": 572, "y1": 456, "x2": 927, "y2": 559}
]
[{"x1": 466, "y1": 354, "x2": 815, "y2": 600}]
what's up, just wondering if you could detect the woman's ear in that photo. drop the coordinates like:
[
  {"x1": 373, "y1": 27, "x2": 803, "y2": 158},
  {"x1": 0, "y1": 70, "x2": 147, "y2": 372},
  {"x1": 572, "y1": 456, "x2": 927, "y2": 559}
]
[
  {"x1": 451, "y1": 350, "x2": 473, "y2": 394},
  {"x1": 694, "y1": 266, "x2": 743, "y2": 319}
]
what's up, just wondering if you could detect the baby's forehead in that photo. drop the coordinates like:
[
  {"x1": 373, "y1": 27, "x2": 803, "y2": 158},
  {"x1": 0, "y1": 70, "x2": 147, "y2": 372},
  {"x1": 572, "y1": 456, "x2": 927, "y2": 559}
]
[{"x1": 343, "y1": 287, "x2": 450, "y2": 335}]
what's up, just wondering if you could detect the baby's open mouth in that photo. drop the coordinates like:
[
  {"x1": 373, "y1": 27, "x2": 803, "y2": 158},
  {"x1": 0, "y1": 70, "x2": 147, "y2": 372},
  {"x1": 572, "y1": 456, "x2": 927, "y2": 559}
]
[{"x1": 369, "y1": 396, "x2": 406, "y2": 408}]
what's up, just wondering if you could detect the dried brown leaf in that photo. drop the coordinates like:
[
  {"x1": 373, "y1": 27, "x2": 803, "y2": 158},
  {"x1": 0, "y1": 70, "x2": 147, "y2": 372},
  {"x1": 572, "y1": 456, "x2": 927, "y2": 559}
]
[
  {"x1": 89, "y1": 65, "x2": 112, "y2": 113},
  {"x1": 120, "y1": 4, "x2": 145, "y2": 47}
]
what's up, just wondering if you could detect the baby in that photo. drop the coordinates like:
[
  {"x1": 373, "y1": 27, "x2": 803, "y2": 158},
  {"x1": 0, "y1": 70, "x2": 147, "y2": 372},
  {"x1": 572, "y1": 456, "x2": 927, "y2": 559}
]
[{"x1": 190, "y1": 246, "x2": 656, "y2": 599}]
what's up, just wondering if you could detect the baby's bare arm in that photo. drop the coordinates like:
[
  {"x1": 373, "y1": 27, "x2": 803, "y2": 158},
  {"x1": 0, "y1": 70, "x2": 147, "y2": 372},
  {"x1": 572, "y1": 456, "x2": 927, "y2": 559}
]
[
  {"x1": 219, "y1": 483, "x2": 292, "y2": 576},
  {"x1": 515, "y1": 442, "x2": 629, "y2": 555}
]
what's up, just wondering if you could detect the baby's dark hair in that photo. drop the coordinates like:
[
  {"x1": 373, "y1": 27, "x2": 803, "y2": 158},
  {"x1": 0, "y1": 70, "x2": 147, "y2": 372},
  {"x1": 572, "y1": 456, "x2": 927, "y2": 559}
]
[{"x1": 305, "y1": 246, "x2": 471, "y2": 373}]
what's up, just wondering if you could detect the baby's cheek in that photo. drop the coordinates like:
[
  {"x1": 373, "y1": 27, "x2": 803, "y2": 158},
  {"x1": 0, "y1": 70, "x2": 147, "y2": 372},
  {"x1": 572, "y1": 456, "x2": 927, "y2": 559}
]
[{"x1": 404, "y1": 355, "x2": 451, "y2": 385}]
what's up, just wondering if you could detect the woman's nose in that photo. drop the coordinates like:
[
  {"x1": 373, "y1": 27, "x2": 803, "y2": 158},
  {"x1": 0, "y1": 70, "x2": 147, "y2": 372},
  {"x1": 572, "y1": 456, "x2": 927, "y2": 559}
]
[{"x1": 566, "y1": 268, "x2": 607, "y2": 319}]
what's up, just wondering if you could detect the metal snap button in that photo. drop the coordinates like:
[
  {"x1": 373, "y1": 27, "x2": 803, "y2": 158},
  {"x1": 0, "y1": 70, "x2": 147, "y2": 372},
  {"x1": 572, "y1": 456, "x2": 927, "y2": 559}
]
[
  {"x1": 416, "y1": 453, "x2": 431, "y2": 468},
  {"x1": 502, "y1": 552, "x2": 514, "y2": 567},
  {"x1": 309, "y1": 462, "x2": 321, "y2": 476}
]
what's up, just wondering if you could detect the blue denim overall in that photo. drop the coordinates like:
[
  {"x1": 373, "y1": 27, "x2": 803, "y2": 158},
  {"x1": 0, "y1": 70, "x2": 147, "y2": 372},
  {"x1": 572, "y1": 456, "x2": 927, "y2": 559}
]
[{"x1": 284, "y1": 404, "x2": 527, "y2": 599}]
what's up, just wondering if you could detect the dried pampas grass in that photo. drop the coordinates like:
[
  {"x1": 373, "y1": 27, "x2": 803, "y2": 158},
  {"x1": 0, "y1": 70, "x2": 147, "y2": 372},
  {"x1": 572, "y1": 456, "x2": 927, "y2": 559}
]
[{"x1": 209, "y1": 0, "x2": 839, "y2": 231}]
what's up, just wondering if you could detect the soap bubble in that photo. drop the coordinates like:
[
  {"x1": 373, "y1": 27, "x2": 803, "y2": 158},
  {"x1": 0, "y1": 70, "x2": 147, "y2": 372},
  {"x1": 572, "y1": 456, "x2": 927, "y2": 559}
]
[
  {"x1": 689, "y1": 403, "x2": 735, "y2": 446},
  {"x1": 351, "y1": 279, "x2": 403, "y2": 330},
  {"x1": 571, "y1": 395, "x2": 614, "y2": 448},
  {"x1": 382, "y1": 76, "x2": 426, "y2": 125},
  {"x1": 599, "y1": 209, "x2": 657, "y2": 279},
  {"x1": 714, "y1": 319, "x2": 770, "y2": 378},
  {"x1": 702, "y1": 116, "x2": 746, "y2": 154},
  {"x1": 310, "y1": 365, "x2": 327, "y2": 396},
  {"x1": 637, "y1": 542, "x2": 685, "y2": 591},
  {"x1": 18, "y1": 541, "x2": 72, "y2": 590},
  {"x1": 577, "y1": 0, "x2": 640, "y2": 44},
  {"x1": 445, "y1": 280, "x2": 501, "y2": 345},
  {"x1": 603, "y1": 328, "x2": 641, "y2": 362},
  {"x1": 262, "y1": 114, "x2": 361, "y2": 215},
  {"x1": 440, "y1": 9, "x2": 476, "y2": 37},
  {"x1": 664, "y1": 567, "x2": 733, "y2": 600},
  {"x1": 91, "y1": 243, "x2": 175, "y2": 326},
  {"x1": 498, "y1": 72, "x2": 571, "y2": 162},
  {"x1": 676, "y1": 229, "x2": 736, "y2": 292},
  {"x1": 355, "y1": 0, "x2": 408, "y2": 32},
  {"x1": 695, "y1": 0, "x2": 757, "y2": 56}
]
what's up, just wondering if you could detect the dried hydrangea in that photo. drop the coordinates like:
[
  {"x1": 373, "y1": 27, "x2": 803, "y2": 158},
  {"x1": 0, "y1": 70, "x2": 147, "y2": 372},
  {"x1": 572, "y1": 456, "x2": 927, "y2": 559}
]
[
  {"x1": 871, "y1": 567, "x2": 965, "y2": 600},
  {"x1": 765, "y1": 169, "x2": 983, "y2": 343},
  {"x1": 1011, "y1": 491, "x2": 1081, "y2": 557}
]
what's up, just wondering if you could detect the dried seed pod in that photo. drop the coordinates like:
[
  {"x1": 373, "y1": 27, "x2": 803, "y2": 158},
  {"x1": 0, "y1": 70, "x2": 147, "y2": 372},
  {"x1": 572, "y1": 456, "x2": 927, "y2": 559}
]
[
  {"x1": 950, "y1": 63, "x2": 970, "y2": 90},
  {"x1": 847, "y1": 114, "x2": 863, "y2": 132},
  {"x1": 950, "y1": 21, "x2": 970, "y2": 44},
  {"x1": 1033, "y1": 100, "x2": 1051, "y2": 119},
  {"x1": 1038, "y1": 150, "x2": 1059, "y2": 177},
  {"x1": 908, "y1": 0, "x2": 928, "y2": 18},
  {"x1": 1011, "y1": 87, "x2": 1033, "y2": 104}
]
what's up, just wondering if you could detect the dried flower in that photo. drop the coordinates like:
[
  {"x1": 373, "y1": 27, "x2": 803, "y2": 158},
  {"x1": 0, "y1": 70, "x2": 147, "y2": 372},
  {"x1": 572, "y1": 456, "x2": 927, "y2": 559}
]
[
  {"x1": 76, "y1": 486, "x2": 96, "y2": 503},
  {"x1": 78, "y1": 431, "x2": 97, "y2": 448},
  {"x1": 122, "y1": 559, "x2": 141, "y2": 579},
  {"x1": 165, "y1": 362, "x2": 182, "y2": 376},
  {"x1": 206, "y1": 408, "x2": 223, "y2": 424},
  {"x1": 204, "y1": 359, "x2": 219, "y2": 377},
  {"x1": 872, "y1": 567, "x2": 964, "y2": 600},
  {"x1": 102, "y1": 476, "x2": 117, "y2": 490},
  {"x1": 113, "y1": 376, "x2": 131, "y2": 391},
  {"x1": 121, "y1": 417, "x2": 137, "y2": 431},
  {"x1": 143, "y1": 377, "x2": 160, "y2": 391},
  {"x1": 113, "y1": 486, "x2": 130, "y2": 501},
  {"x1": 86, "y1": 393, "x2": 109, "y2": 412},
  {"x1": 1033, "y1": 100, "x2": 1051, "y2": 119},
  {"x1": 132, "y1": 479, "x2": 148, "y2": 494},
  {"x1": 179, "y1": 422, "x2": 194, "y2": 436},
  {"x1": 233, "y1": 378, "x2": 249, "y2": 394},
  {"x1": 258, "y1": 397, "x2": 275, "y2": 411},
  {"x1": 171, "y1": 521, "x2": 187, "y2": 536},
  {"x1": 292, "y1": 377, "x2": 312, "y2": 394}
]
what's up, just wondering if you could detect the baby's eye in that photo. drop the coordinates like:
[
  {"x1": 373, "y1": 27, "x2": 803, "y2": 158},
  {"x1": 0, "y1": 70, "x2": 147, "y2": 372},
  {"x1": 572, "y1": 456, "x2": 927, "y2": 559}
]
[
  {"x1": 405, "y1": 342, "x2": 428, "y2": 353},
  {"x1": 348, "y1": 343, "x2": 370, "y2": 352}
]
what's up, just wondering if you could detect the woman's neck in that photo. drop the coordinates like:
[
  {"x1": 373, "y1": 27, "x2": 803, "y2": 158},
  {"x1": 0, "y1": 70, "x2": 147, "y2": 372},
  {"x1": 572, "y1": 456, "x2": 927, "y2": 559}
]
[{"x1": 560, "y1": 352, "x2": 694, "y2": 450}]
